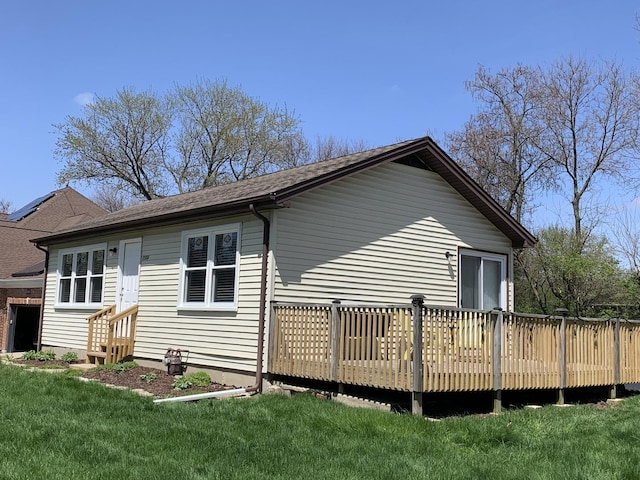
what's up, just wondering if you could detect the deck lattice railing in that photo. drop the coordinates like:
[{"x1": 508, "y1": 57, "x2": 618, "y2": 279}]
[{"x1": 268, "y1": 299, "x2": 640, "y2": 413}]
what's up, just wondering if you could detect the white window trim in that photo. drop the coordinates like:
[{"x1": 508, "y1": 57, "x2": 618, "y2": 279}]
[
  {"x1": 459, "y1": 249, "x2": 508, "y2": 310},
  {"x1": 54, "y1": 243, "x2": 107, "y2": 310},
  {"x1": 177, "y1": 223, "x2": 241, "y2": 312}
]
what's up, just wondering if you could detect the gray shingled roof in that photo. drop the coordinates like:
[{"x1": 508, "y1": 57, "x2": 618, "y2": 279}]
[{"x1": 33, "y1": 137, "x2": 537, "y2": 248}]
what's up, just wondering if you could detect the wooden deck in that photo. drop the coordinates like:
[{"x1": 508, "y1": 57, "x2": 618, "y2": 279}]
[{"x1": 268, "y1": 299, "x2": 640, "y2": 413}]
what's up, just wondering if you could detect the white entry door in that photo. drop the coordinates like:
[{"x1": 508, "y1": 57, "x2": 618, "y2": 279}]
[{"x1": 117, "y1": 239, "x2": 142, "y2": 312}]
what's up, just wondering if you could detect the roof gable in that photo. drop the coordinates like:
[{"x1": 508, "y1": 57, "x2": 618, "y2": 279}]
[{"x1": 33, "y1": 137, "x2": 536, "y2": 248}]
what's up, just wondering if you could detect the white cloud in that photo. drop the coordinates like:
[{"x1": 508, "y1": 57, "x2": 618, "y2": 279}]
[{"x1": 73, "y1": 92, "x2": 95, "y2": 106}]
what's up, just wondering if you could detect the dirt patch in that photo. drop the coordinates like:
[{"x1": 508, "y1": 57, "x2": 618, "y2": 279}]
[{"x1": 13, "y1": 360, "x2": 237, "y2": 398}]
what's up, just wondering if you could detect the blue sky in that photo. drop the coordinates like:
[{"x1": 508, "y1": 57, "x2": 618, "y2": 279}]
[{"x1": 1, "y1": 1, "x2": 639, "y2": 214}]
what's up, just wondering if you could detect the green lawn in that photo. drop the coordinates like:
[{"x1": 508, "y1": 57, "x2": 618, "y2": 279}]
[{"x1": 1, "y1": 362, "x2": 639, "y2": 480}]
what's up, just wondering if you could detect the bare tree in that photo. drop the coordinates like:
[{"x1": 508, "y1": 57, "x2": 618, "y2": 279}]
[
  {"x1": 611, "y1": 208, "x2": 640, "y2": 275},
  {"x1": 449, "y1": 59, "x2": 639, "y2": 242},
  {"x1": 446, "y1": 65, "x2": 554, "y2": 225},
  {"x1": 449, "y1": 59, "x2": 640, "y2": 313},
  {"x1": 0, "y1": 198, "x2": 12, "y2": 214},
  {"x1": 55, "y1": 87, "x2": 173, "y2": 200},
  {"x1": 91, "y1": 183, "x2": 139, "y2": 212},
  {"x1": 54, "y1": 80, "x2": 311, "y2": 200},
  {"x1": 310, "y1": 135, "x2": 369, "y2": 162},
  {"x1": 536, "y1": 57, "x2": 639, "y2": 247}
]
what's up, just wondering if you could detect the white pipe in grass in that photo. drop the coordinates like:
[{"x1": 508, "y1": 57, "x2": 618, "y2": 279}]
[{"x1": 153, "y1": 388, "x2": 250, "y2": 404}]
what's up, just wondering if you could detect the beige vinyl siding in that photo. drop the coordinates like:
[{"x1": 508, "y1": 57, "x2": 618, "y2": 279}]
[
  {"x1": 41, "y1": 216, "x2": 264, "y2": 373},
  {"x1": 41, "y1": 236, "x2": 121, "y2": 349},
  {"x1": 132, "y1": 217, "x2": 263, "y2": 371},
  {"x1": 272, "y1": 162, "x2": 512, "y2": 307}
]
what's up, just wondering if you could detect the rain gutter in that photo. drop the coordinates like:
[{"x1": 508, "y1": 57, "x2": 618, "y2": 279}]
[
  {"x1": 246, "y1": 203, "x2": 270, "y2": 393},
  {"x1": 154, "y1": 203, "x2": 271, "y2": 404}
]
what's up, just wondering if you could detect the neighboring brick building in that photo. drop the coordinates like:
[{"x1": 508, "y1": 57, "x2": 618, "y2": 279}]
[{"x1": 0, "y1": 187, "x2": 105, "y2": 352}]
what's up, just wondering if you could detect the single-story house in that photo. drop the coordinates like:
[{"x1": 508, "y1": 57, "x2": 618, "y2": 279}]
[
  {"x1": 32, "y1": 136, "x2": 536, "y2": 389},
  {"x1": 0, "y1": 187, "x2": 105, "y2": 353}
]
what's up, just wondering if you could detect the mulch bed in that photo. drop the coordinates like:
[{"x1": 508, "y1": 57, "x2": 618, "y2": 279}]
[
  {"x1": 13, "y1": 360, "x2": 237, "y2": 399},
  {"x1": 81, "y1": 365, "x2": 237, "y2": 398}
]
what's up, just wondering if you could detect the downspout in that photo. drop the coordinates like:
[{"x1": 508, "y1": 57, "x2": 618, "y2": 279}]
[
  {"x1": 154, "y1": 204, "x2": 271, "y2": 404},
  {"x1": 34, "y1": 243, "x2": 49, "y2": 351},
  {"x1": 247, "y1": 203, "x2": 270, "y2": 393}
]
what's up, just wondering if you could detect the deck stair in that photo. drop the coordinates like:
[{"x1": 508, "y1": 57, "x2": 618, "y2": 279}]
[{"x1": 86, "y1": 304, "x2": 138, "y2": 364}]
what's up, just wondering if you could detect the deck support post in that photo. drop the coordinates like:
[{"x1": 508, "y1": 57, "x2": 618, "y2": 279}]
[
  {"x1": 492, "y1": 309, "x2": 503, "y2": 413},
  {"x1": 330, "y1": 300, "x2": 341, "y2": 382},
  {"x1": 610, "y1": 317, "x2": 621, "y2": 400},
  {"x1": 410, "y1": 294, "x2": 425, "y2": 416},
  {"x1": 556, "y1": 308, "x2": 569, "y2": 405}
]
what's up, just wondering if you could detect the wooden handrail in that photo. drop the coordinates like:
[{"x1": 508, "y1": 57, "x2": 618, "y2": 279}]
[
  {"x1": 87, "y1": 304, "x2": 138, "y2": 364},
  {"x1": 107, "y1": 305, "x2": 138, "y2": 326},
  {"x1": 87, "y1": 304, "x2": 116, "y2": 323}
]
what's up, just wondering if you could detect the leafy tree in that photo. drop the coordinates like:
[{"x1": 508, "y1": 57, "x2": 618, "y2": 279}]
[
  {"x1": 515, "y1": 226, "x2": 623, "y2": 316},
  {"x1": 169, "y1": 79, "x2": 309, "y2": 192}
]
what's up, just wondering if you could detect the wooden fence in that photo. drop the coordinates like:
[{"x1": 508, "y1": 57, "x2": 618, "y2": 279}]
[{"x1": 268, "y1": 297, "x2": 640, "y2": 414}]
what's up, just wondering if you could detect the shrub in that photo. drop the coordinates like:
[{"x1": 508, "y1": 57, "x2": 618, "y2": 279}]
[
  {"x1": 61, "y1": 352, "x2": 78, "y2": 364},
  {"x1": 22, "y1": 350, "x2": 56, "y2": 361},
  {"x1": 37, "y1": 350, "x2": 56, "y2": 361},
  {"x1": 21, "y1": 351, "x2": 37, "y2": 361}
]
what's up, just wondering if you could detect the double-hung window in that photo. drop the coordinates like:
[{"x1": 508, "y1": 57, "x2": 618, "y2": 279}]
[
  {"x1": 179, "y1": 224, "x2": 240, "y2": 310},
  {"x1": 459, "y1": 250, "x2": 507, "y2": 310},
  {"x1": 56, "y1": 245, "x2": 106, "y2": 308}
]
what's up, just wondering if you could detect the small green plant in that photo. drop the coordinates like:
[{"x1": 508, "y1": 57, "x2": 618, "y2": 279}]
[
  {"x1": 21, "y1": 350, "x2": 38, "y2": 361},
  {"x1": 111, "y1": 361, "x2": 138, "y2": 373},
  {"x1": 139, "y1": 372, "x2": 157, "y2": 384},
  {"x1": 90, "y1": 361, "x2": 138, "y2": 373},
  {"x1": 186, "y1": 371, "x2": 211, "y2": 387},
  {"x1": 172, "y1": 371, "x2": 211, "y2": 390},
  {"x1": 172, "y1": 376, "x2": 193, "y2": 390},
  {"x1": 38, "y1": 350, "x2": 56, "y2": 361},
  {"x1": 61, "y1": 352, "x2": 78, "y2": 364},
  {"x1": 22, "y1": 350, "x2": 56, "y2": 361}
]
